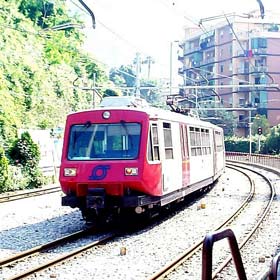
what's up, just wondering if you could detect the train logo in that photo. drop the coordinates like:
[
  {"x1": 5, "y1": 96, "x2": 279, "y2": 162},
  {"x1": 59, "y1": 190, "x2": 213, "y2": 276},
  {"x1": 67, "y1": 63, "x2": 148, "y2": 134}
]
[{"x1": 89, "y1": 165, "x2": 110, "y2": 180}]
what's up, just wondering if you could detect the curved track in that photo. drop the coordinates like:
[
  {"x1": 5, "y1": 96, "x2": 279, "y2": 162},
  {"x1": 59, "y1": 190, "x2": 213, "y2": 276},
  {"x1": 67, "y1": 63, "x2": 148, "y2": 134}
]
[{"x1": 147, "y1": 163, "x2": 275, "y2": 280}]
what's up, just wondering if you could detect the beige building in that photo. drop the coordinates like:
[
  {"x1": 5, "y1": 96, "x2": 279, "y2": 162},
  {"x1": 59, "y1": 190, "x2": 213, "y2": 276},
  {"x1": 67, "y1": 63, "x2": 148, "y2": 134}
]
[{"x1": 179, "y1": 11, "x2": 280, "y2": 136}]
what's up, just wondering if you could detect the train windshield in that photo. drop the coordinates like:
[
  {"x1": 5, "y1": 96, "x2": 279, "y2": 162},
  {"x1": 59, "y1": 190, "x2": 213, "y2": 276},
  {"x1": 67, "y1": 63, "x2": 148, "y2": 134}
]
[{"x1": 68, "y1": 122, "x2": 141, "y2": 160}]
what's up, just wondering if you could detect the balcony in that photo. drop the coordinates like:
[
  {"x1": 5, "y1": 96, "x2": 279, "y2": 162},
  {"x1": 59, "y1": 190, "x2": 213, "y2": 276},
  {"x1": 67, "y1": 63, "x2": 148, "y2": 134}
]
[
  {"x1": 204, "y1": 57, "x2": 215, "y2": 64},
  {"x1": 252, "y1": 48, "x2": 267, "y2": 56},
  {"x1": 178, "y1": 67, "x2": 185, "y2": 75},
  {"x1": 250, "y1": 66, "x2": 268, "y2": 74},
  {"x1": 178, "y1": 55, "x2": 184, "y2": 62},
  {"x1": 236, "y1": 67, "x2": 249, "y2": 74}
]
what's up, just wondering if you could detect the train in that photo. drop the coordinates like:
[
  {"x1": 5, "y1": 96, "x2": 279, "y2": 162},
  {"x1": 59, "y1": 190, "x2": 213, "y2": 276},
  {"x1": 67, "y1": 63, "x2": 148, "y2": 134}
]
[{"x1": 59, "y1": 96, "x2": 225, "y2": 223}]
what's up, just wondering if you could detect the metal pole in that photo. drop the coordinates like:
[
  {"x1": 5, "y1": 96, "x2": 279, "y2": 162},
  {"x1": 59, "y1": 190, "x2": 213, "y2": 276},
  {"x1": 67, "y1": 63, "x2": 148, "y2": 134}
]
[
  {"x1": 169, "y1": 41, "x2": 173, "y2": 96},
  {"x1": 93, "y1": 73, "x2": 96, "y2": 108},
  {"x1": 135, "y1": 52, "x2": 141, "y2": 97},
  {"x1": 249, "y1": 122, "x2": 252, "y2": 154}
]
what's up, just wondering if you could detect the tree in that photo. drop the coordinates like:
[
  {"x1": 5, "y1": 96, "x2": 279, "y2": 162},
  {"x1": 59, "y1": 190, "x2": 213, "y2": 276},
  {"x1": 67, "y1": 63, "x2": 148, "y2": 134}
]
[
  {"x1": 0, "y1": 145, "x2": 9, "y2": 192},
  {"x1": 109, "y1": 65, "x2": 136, "y2": 88},
  {"x1": 252, "y1": 114, "x2": 270, "y2": 136},
  {"x1": 8, "y1": 132, "x2": 43, "y2": 188},
  {"x1": 262, "y1": 125, "x2": 280, "y2": 154}
]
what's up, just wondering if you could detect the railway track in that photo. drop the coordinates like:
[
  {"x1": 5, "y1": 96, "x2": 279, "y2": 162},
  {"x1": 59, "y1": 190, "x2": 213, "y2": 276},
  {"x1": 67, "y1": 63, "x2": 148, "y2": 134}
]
[
  {"x1": 0, "y1": 227, "x2": 117, "y2": 280},
  {"x1": 1, "y1": 161, "x2": 278, "y2": 279},
  {"x1": 147, "y1": 163, "x2": 276, "y2": 280},
  {"x1": 0, "y1": 185, "x2": 61, "y2": 203}
]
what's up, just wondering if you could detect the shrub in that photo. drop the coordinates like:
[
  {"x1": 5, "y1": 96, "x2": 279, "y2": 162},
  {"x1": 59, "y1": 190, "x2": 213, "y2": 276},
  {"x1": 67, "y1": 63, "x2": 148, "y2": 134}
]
[
  {"x1": 225, "y1": 137, "x2": 257, "y2": 153},
  {"x1": 0, "y1": 146, "x2": 9, "y2": 192},
  {"x1": 8, "y1": 132, "x2": 43, "y2": 188}
]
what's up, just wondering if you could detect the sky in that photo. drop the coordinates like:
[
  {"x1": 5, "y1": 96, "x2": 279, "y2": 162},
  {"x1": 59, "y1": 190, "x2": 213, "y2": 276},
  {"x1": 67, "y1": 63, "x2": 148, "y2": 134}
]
[{"x1": 69, "y1": 0, "x2": 278, "y2": 79}]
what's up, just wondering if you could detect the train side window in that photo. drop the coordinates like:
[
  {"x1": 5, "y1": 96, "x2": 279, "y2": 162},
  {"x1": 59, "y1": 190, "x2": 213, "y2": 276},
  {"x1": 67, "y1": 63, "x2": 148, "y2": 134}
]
[
  {"x1": 163, "y1": 122, "x2": 173, "y2": 159},
  {"x1": 148, "y1": 123, "x2": 160, "y2": 161},
  {"x1": 201, "y1": 128, "x2": 211, "y2": 155}
]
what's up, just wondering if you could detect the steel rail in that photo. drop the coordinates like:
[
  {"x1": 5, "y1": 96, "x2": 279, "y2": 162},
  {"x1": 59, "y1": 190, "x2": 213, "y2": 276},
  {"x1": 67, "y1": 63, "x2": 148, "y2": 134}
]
[
  {"x1": 5, "y1": 230, "x2": 117, "y2": 280},
  {"x1": 146, "y1": 164, "x2": 255, "y2": 280},
  {"x1": 0, "y1": 186, "x2": 61, "y2": 203},
  {"x1": 0, "y1": 227, "x2": 96, "y2": 267},
  {"x1": 211, "y1": 163, "x2": 276, "y2": 279}
]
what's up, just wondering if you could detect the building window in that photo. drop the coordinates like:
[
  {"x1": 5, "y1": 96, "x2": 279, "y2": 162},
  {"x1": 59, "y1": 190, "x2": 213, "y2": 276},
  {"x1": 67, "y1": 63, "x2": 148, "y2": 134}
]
[
  {"x1": 239, "y1": 98, "x2": 245, "y2": 107},
  {"x1": 239, "y1": 115, "x2": 245, "y2": 122},
  {"x1": 220, "y1": 65, "x2": 224, "y2": 73}
]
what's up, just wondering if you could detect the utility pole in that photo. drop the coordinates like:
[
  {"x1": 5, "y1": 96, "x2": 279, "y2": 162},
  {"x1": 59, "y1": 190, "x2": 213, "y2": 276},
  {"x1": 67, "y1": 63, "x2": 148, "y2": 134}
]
[
  {"x1": 169, "y1": 41, "x2": 179, "y2": 96},
  {"x1": 142, "y1": 56, "x2": 155, "y2": 80},
  {"x1": 135, "y1": 52, "x2": 141, "y2": 97},
  {"x1": 92, "y1": 73, "x2": 96, "y2": 108}
]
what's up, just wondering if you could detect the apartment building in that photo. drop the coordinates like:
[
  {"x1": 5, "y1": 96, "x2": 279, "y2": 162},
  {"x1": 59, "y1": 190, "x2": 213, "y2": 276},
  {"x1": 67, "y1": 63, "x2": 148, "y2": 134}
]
[{"x1": 179, "y1": 11, "x2": 280, "y2": 136}]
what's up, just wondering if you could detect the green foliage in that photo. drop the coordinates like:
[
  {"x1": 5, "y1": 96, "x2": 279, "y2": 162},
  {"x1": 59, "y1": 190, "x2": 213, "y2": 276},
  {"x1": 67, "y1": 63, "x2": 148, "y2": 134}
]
[
  {"x1": 18, "y1": 0, "x2": 70, "y2": 29},
  {"x1": 0, "y1": 145, "x2": 9, "y2": 192},
  {"x1": 199, "y1": 104, "x2": 237, "y2": 136},
  {"x1": 103, "y1": 89, "x2": 120, "y2": 97},
  {"x1": 109, "y1": 65, "x2": 165, "y2": 107},
  {"x1": 261, "y1": 125, "x2": 280, "y2": 154},
  {"x1": 110, "y1": 65, "x2": 136, "y2": 88},
  {"x1": 225, "y1": 136, "x2": 257, "y2": 153},
  {"x1": 140, "y1": 80, "x2": 164, "y2": 107},
  {"x1": 0, "y1": 0, "x2": 108, "y2": 147},
  {"x1": 8, "y1": 132, "x2": 43, "y2": 188},
  {"x1": 252, "y1": 115, "x2": 270, "y2": 136},
  {"x1": 9, "y1": 132, "x2": 40, "y2": 166},
  {"x1": 0, "y1": 0, "x2": 110, "y2": 192}
]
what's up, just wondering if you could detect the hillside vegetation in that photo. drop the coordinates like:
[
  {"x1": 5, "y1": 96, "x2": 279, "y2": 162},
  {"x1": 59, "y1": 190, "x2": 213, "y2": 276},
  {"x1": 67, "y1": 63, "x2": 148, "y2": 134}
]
[
  {"x1": 0, "y1": 0, "x2": 109, "y2": 192},
  {"x1": 0, "y1": 0, "x2": 107, "y2": 147}
]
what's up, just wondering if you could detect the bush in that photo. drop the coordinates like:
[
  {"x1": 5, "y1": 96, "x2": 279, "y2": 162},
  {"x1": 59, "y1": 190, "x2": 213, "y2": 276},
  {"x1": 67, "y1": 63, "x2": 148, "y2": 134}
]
[
  {"x1": 0, "y1": 145, "x2": 10, "y2": 192},
  {"x1": 261, "y1": 125, "x2": 280, "y2": 155},
  {"x1": 8, "y1": 132, "x2": 43, "y2": 188},
  {"x1": 225, "y1": 137, "x2": 257, "y2": 153}
]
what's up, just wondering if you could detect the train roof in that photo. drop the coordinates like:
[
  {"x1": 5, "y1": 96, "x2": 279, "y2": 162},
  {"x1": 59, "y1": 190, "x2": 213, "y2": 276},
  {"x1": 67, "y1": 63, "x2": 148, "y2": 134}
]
[{"x1": 68, "y1": 96, "x2": 223, "y2": 131}]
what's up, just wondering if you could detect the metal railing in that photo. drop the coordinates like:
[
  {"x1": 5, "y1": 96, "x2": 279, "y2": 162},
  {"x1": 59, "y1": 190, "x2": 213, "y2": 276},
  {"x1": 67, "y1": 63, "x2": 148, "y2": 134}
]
[
  {"x1": 202, "y1": 229, "x2": 280, "y2": 280},
  {"x1": 226, "y1": 152, "x2": 280, "y2": 170},
  {"x1": 202, "y1": 228, "x2": 247, "y2": 280}
]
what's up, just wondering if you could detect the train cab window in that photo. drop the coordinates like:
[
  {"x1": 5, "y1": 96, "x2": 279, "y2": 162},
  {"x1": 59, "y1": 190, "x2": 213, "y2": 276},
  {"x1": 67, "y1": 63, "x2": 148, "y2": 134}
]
[
  {"x1": 68, "y1": 123, "x2": 141, "y2": 160},
  {"x1": 163, "y1": 122, "x2": 173, "y2": 159},
  {"x1": 148, "y1": 123, "x2": 160, "y2": 161}
]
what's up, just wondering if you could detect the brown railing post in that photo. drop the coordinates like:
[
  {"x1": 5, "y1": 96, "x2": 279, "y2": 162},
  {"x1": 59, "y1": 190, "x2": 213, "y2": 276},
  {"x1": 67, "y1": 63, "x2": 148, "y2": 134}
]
[
  {"x1": 269, "y1": 252, "x2": 280, "y2": 280},
  {"x1": 202, "y1": 228, "x2": 247, "y2": 280}
]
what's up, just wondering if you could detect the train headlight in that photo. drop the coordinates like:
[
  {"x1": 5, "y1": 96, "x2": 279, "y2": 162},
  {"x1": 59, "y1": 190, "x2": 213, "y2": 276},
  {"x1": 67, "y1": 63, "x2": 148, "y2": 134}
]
[
  {"x1": 102, "y1": 111, "x2": 111, "y2": 119},
  {"x1": 125, "y1": 167, "x2": 138, "y2": 176},
  {"x1": 64, "y1": 168, "x2": 77, "y2": 177}
]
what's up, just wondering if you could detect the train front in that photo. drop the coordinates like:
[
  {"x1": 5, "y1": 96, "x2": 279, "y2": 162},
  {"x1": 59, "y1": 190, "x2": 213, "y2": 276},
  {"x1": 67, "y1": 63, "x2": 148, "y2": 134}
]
[{"x1": 59, "y1": 108, "x2": 158, "y2": 222}]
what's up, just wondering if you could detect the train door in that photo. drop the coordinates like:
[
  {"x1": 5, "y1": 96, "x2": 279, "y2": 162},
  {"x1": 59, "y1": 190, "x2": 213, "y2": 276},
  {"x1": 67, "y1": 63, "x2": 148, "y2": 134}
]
[
  {"x1": 180, "y1": 124, "x2": 190, "y2": 188},
  {"x1": 160, "y1": 121, "x2": 182, "y2": 194},
  {"x1": 213, "y1": 129, "x2": 225, "y2": 176},
  {"x1": 213, "y1": 129, "x2": 218, "y2": 175}
]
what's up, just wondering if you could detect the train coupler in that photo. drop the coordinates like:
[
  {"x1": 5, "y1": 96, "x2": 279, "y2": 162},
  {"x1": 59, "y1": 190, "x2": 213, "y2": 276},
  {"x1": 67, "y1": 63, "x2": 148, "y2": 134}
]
[{"x1": 86, "y1": 188, "x2": 106, "y2": 209}]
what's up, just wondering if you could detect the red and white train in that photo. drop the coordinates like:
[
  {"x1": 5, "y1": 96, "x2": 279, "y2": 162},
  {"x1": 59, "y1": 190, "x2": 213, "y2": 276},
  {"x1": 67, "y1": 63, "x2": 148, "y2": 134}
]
[{"x1": 59, "y1": 96, "x2": 225, "y2": 222}]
